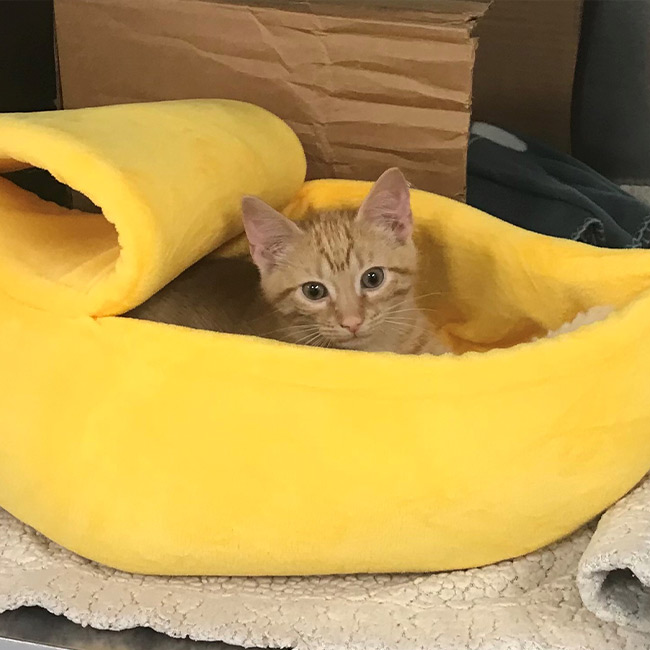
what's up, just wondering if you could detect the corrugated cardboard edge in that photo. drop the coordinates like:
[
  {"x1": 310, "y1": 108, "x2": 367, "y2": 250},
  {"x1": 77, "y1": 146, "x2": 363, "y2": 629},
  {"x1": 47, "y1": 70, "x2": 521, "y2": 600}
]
[{"x1": 53, "y1": 0, "x2": 492, "y2": 199}]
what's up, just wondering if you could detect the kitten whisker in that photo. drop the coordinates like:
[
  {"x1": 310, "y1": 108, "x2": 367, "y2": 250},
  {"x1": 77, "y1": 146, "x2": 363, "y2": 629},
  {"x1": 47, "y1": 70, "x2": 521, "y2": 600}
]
[
  {"x1": 260, "y1": 323, "x2": 319, "y2": 337},
  {"x1": 294, "y1": 331, "x2": 325, "y2": 347},
  {"x1": 381, "y1": 317, "x2": 413, "y2": 329},
  {"x1": 413, "y1": 290, "x2": 446, "y2": 299},
  {"x1": 386, "y1": 317, "x2": 418, "y2": 326},
  {"x1": 382, "y1": 320, "x2": 414, "y2": 333},
  {"x1": 386, "y1": 303, "x2": 439, "y2": 316},
  {"x1": 386, "y1": 307, "x2": 427, "y2": 316}
]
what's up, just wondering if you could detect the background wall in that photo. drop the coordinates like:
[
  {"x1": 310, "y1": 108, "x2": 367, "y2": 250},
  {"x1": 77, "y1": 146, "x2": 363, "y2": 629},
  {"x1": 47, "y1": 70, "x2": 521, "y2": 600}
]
[
  {"x1": 573, "y1": 0, "x2": 650, "y2": 184},
  {"x1": 0, "y1": 0, "x2": 65, "y2": 204},
  {"x1": 0, "y1": 0, "x2": 57, "y2": 113}
]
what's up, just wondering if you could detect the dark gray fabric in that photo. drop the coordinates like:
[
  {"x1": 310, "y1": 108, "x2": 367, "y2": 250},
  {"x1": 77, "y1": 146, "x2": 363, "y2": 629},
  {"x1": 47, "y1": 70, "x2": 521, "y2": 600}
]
[
  {"x1": 467, "y1": 125, "x2": 650, "y2": 248},
  {"x1": 573, "y1": 0, "x2": 650, "y2": 184}
]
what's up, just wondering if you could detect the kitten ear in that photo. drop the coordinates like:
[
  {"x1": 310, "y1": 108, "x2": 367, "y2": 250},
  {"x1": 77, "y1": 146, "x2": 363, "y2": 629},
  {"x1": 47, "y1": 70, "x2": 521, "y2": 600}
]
[
  {"x1": 241, "y1": 196, "x2": 302, "y2": 272},
  {"x1": 356, "y1": 167, "x2": 413, "y2": 244}
]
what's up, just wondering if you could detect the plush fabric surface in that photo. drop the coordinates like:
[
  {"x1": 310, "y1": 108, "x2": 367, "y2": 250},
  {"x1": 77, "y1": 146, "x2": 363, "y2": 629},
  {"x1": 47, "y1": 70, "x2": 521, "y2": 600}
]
[
  {"x1": 0, "y1": 99, "x2": 306, "y2": 316},
  {"x1": 2, "y1": 480, "x2": 650, "y2": 650},
  {"x1": 2, "y1": 103, "x2": 650, "y2": 576}
]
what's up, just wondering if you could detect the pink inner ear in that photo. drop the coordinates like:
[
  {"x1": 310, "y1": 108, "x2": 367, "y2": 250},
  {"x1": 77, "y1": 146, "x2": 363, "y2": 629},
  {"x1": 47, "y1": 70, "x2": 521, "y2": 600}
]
[
  {"x1": 241, "y1": 196, "x2": 302, "y2": 272},
  {"x1": 357, "y1": 168, "x2": 413, "y2": 243}
]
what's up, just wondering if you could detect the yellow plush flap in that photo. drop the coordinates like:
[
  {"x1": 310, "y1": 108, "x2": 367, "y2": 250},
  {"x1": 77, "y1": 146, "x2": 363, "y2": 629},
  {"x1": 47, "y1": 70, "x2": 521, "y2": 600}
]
[
  {"x1": 0, "y1": 100, "x2": 305, "y2": 316},
  {"x1": 1, "y1": 103, "x2": 650, "y2": 576}
]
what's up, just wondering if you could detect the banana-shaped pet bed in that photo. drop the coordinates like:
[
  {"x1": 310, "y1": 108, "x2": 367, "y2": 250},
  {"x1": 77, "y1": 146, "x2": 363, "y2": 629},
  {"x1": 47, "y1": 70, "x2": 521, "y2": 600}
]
[{"x1": 0, "y1": 100, "x2": 650, "y2": 576}]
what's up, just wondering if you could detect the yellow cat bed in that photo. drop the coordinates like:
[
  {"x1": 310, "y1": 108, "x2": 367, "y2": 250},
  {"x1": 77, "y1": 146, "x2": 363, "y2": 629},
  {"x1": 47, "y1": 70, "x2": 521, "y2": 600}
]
[{"x1": 1, "y1": 101, "x2": 650, "y2": 576}]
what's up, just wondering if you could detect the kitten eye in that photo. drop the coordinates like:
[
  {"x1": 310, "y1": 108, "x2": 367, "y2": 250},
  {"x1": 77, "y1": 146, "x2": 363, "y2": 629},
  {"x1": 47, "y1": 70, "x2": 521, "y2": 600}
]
[
  {"x1": 361, "y1": 267, "x2": 385, "y2": 290},
  {"x1": 302, "y1": 282, "x2": 328, "y2": 301}
]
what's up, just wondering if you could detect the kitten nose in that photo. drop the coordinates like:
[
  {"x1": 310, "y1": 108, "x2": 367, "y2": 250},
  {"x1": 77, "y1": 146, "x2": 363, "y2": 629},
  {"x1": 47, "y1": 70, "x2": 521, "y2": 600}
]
[{"x1": 340, "y1": 315, "x2": 363, "y2": 334}]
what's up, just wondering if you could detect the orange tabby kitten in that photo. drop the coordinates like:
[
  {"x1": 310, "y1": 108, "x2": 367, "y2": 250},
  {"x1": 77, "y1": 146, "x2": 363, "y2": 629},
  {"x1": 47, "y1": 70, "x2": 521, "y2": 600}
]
[{"x1": 128, "y1": 168, "x2": 449, "y2": 355}]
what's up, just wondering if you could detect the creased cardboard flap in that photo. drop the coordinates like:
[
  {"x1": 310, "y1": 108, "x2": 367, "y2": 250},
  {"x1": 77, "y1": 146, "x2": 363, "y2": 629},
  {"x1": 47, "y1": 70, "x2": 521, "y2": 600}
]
[{"x1": 55, "y1": 0, "x2": 490, "y2": 199}]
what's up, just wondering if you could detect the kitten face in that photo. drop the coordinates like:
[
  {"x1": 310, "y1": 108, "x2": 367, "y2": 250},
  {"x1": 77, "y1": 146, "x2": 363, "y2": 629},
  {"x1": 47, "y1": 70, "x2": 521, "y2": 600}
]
[{"x1": 242, "y1": 168, "x2": 419, "y2": 350}]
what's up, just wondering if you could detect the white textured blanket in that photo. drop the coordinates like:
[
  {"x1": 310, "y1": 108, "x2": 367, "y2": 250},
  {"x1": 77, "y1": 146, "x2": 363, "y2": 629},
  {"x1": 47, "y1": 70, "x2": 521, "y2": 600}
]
[
  {"x1": 579, "y1": 478, "x2": 650, "y2": 633},
  {"x1": 1, "y1": 478, "x2": 650, "y2": 650}
]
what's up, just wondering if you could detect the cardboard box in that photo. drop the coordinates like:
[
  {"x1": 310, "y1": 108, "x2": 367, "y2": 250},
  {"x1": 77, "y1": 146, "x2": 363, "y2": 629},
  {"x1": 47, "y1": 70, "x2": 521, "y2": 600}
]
[{"x1": 53, "y1": 0, "x2": 581, "y2": 199}]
